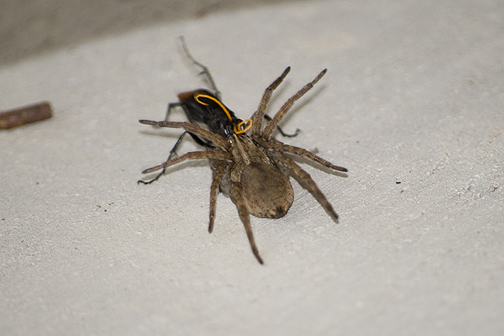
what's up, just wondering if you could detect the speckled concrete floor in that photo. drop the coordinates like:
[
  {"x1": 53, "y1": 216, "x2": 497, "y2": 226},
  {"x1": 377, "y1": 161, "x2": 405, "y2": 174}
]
[{"x1": 1, "y1": 0, "x2": 503, "y2": 335}]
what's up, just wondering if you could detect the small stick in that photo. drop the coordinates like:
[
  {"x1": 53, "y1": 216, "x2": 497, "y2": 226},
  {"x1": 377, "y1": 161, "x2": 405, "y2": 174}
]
[{"x1": 0, "y1": 101, "x2": 52, "y2": 129}]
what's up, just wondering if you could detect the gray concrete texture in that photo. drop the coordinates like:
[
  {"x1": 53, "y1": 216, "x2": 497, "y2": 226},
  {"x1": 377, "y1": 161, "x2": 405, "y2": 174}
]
[{"x1": 1, "y1": 0, "x2": 503, "y2": 335}]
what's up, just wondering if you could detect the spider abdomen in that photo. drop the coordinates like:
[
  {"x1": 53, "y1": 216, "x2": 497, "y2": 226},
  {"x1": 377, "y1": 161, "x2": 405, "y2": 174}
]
[{"x1": 240, "y1": 162, "x2": 294, "y2": 219}]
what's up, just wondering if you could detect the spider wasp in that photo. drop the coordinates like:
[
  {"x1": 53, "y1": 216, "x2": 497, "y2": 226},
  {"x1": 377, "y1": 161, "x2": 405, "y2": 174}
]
[{"x1": 139, "y1": 38, "x2": 347, "y2": 264}]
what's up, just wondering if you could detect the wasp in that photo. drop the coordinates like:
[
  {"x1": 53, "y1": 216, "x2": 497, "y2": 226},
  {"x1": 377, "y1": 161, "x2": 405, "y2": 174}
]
[{"x1": 139, "y1": 38, "x2": 347, "y2": 264}]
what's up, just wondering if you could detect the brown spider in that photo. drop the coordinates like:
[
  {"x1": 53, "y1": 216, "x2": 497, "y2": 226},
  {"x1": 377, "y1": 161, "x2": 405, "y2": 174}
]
[{"x1": 139, "y1": 66, "x2": 347, "y2": 264}]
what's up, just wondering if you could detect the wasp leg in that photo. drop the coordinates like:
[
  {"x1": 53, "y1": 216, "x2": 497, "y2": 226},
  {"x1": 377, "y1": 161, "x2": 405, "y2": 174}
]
[
  {"x1": 180, "y1": 36, "x2": 221, "y2": 100},
  {"x1": 137, "y1": 131, "x2": 191, "y2": 185},
  {"x1": 263, "y1": 114, "x2": 300, "y2": 138}
]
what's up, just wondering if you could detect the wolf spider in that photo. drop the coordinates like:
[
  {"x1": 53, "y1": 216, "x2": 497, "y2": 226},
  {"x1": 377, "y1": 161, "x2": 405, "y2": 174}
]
[{"x1": 139, "y1": 43, "x2": 347, "y2": 264}]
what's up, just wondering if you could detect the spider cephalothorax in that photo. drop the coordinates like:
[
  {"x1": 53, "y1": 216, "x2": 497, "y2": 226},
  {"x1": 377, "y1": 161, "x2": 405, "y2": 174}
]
[{"x1": 139, "y1": 42, "x2": 347, "y2": 264}]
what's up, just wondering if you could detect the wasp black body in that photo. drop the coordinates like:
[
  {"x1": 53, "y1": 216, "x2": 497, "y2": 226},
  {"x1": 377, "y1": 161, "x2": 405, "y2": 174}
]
[{"x1": 175, "y1": 89, "x2": 247, "y2": 140}]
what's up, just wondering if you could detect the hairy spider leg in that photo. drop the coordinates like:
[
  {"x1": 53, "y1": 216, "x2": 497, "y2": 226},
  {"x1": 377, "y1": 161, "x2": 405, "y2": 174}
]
[
  {"x1": 263, "y1": 69, "x2": 327, "y2": 139},
  {"x1": 276, "y1": 155, "x2": 340, "y2": 223},
  {"x1": 278, "y1": 143, "x2": 348, "y2": 172},
  {"x1": 249, "y1": 110, "x2": 300, "y2": 137},
  {"x1": 139, "y1": 119, "x2": 230, "y2": 182},
  {"x1": 141, "y1": 150, "x2": 231, "y2": 175},
  {"x1": 252, "y1": 67, "x2": 291, "y2": 135},
  {"x1": 139, "y1": 120, "x2": 229, "y2": 150},
  {"x1": 209, "y1": 161, "x2": 228, "y2": 233},
  {"x1": 253, "y1": 136, "x2": 348, "y2": 173},
  {"x1": 231, "y1": 182, "x2": 264, "y2": 264}
]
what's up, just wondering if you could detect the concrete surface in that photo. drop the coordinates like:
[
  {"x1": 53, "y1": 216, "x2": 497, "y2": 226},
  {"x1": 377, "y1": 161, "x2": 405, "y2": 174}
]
[{"x1": 1, "y1": 0, "x2": 503, "y2": 335}]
